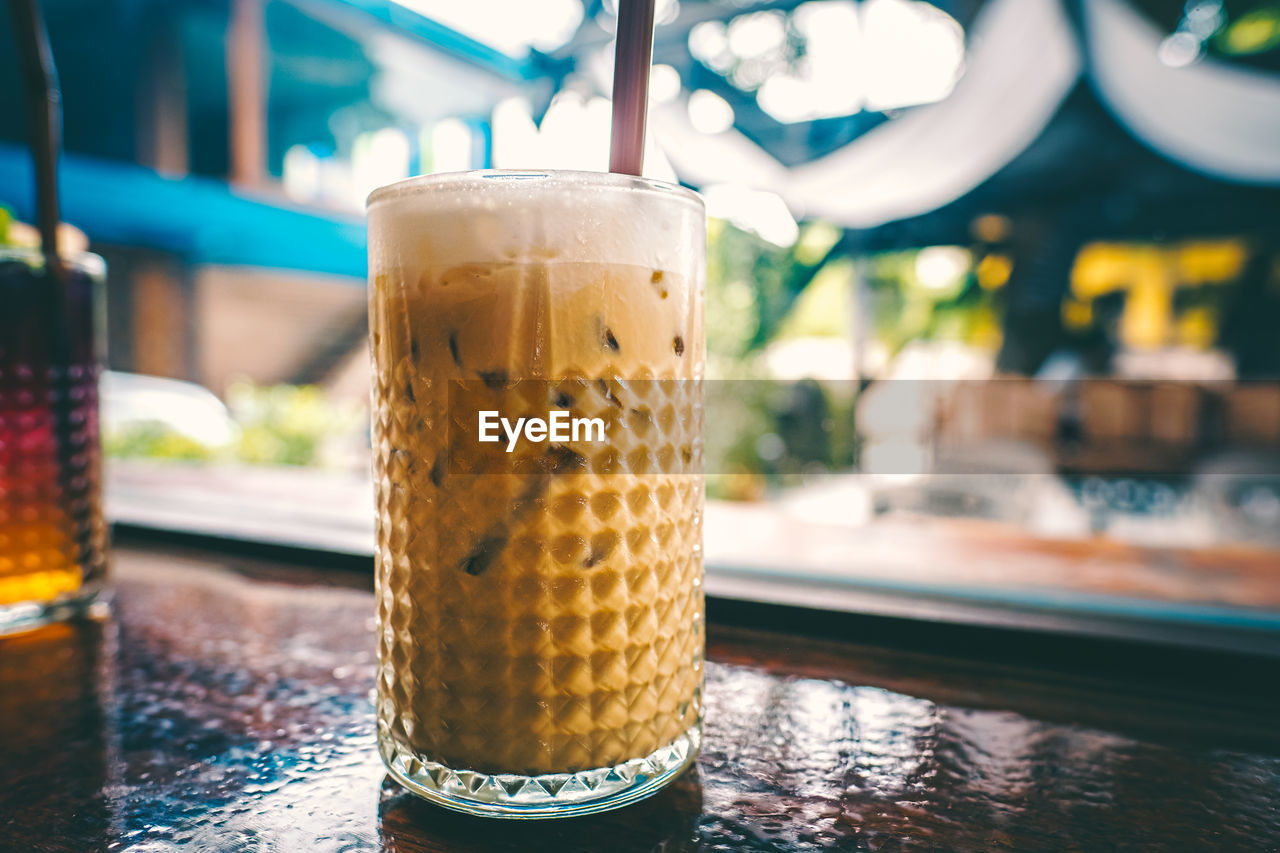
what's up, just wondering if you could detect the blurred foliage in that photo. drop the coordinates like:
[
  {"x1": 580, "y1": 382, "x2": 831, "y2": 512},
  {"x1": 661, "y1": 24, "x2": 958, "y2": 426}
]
[
  {"x1": 705, "y1": 217, "x2": 856, "y2": 498},
  {"x1": 775, "y1": 258, "x2": 854, "y2": 341},
  {"x1": 705, "y1": 379, "x2": 778, "y2": 500},
  {"x1": 864, "y1": 249, "x2": 1002, "y2": 359},
  {"x1": 226, "y1": 380, "x2": 362, "y2": 467},
  {"x1": 1214, "y1": 4, "x2": 1280, "y2": 55},
  {"x1": 703, "y1": 219, "x2": 1010, "y2": 498},
  {"x1": 105, "y1": 422, "x2": 217, "y2": 462},
  {"x1": 1133, "y1": 0, "x2": 1280, "y2": 62},
  {"x1": 707, "y1": 218, "x2": 1001, "y2": 366},
  {"x1": 705, "y1": 379, "x2": 859, "y2": 500},
  {"x1": 105, "y1": 380, "x2": 363, "y2": 468},
  {"x1": 706, "y1": 217, "x2": 842, "y2": 360}
]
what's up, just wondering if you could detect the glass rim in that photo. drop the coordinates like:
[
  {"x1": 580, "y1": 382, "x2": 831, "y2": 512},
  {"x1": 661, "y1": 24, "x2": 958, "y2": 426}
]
[
  {"x1": 366, "y1": 169, "x2": 704, "y2": 212},
  {"x1": 0, "y1": 245, "x2": 105, "y2": 277}
]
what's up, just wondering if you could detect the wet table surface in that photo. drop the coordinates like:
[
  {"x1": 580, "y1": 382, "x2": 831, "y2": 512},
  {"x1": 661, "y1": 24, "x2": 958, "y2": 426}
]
[{"x1": 2, "y1": 543, "x2": 1279, "y2": 852}]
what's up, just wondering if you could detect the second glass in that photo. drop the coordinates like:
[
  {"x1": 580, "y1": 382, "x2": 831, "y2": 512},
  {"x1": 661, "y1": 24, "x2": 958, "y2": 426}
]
[
  {"x1": 367, "y1": 171, "x2": 705, "y2": 817},
  {"x1": 0, "y1": 248, "x2": 107, "y2": 635}
]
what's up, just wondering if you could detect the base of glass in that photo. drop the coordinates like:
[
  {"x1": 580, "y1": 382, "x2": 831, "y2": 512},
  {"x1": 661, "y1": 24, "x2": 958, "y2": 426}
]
[
  {"x1": 0, "y1": 586, "x2": 107, "y2": 637},
  {"x1": 379, "y1": 722, "x2": 701, "y2": 819}
]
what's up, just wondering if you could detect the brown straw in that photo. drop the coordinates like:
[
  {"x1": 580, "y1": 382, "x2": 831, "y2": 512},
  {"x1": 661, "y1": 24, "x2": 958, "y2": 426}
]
[
  {"x1": 8, "y1": 0, "x2": 62, "y2": 263},
  {"x1": 609, "y1": 0, "x2": 657, "y2": 176}
]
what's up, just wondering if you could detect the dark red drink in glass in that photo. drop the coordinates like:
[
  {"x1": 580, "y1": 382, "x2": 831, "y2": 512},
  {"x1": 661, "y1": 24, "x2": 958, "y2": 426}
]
[{"x1": 0, "y1": 247, "x2": 106, "y2": 633}]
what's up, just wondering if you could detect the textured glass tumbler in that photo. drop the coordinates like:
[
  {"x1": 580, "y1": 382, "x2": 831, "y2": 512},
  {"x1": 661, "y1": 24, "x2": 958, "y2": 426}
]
[
  {"x1": 0, "y1": 249, "x2": 107, "y2": 635},
  {"x1": 367, "y1": 171, "x2": 705, "y2": 818}
]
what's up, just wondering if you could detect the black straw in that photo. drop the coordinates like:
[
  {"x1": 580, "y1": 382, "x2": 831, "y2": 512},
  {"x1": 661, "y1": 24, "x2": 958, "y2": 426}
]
[
  {"x1": 8, "y1": 0, "x2": 82, "y2": 567},
  {"x1": 8, "y1": 0, "x2": 62, "y2": 264}
]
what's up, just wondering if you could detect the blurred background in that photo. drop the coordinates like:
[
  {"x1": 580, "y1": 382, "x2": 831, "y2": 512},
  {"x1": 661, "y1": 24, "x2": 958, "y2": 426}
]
[{"x1": 2, "y1": 0, "x2": 1279, "y2": 629}]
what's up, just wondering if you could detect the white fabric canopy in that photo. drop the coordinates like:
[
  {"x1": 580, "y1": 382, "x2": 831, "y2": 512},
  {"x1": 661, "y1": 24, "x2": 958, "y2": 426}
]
[
  {"x1": 786, "y1": 0, "x2": 1081, "y2": 226},
  {"x1": 653, "y1": 0, "x2": 1082, "y2": 229},
  {"x1": 1085, "y1": 0, "x2": 1280, "y2": 184}
]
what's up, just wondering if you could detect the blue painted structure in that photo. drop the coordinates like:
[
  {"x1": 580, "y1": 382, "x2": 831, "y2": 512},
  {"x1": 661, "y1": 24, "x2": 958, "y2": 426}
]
[
  {"x1": 327, "y1": 0, "x2": 536, "y2": 81},
  {"x1": 0, "y1": 143, "x2": 367, "y2": 279}
]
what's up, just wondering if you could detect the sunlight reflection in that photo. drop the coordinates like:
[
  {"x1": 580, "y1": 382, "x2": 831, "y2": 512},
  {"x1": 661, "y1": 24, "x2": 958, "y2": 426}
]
[{"x1": 691, "y1": 0, "x2": 966, "y2": 124}]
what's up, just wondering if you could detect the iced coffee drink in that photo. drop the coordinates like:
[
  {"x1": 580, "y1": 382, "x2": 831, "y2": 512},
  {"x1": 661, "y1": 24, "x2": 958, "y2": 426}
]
[{"x1": 367, "y1": 171, "x2": 705, "y2": 817}]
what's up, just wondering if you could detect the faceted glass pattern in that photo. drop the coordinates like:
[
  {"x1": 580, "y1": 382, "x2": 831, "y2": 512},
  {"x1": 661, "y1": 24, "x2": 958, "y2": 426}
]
[
  {"x1": 368, "y1": 174, "x2": 705, "y2": 817},
  {"x1": 0, "y1": 251, "x2": 107, "y2": 634}
]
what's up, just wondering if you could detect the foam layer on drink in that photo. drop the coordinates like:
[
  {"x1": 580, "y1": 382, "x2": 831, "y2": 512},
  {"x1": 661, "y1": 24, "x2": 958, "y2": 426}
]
[{"x1": 368, "y1": 171, "x2": 704, "y2": 275}]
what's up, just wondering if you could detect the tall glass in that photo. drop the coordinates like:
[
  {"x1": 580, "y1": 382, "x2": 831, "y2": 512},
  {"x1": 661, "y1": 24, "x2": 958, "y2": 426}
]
[
  {"x1": 367, "y1": 171, "x2": 705, "y2": 817},
  {"x1": 0, "y1": 248, "x2": 107, "y2": 634}
]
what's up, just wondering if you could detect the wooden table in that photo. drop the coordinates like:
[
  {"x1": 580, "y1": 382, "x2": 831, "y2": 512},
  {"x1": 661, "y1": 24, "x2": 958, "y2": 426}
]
[{"x1": 3, "y1": 539, "x2": 1279, "y2": 851}]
